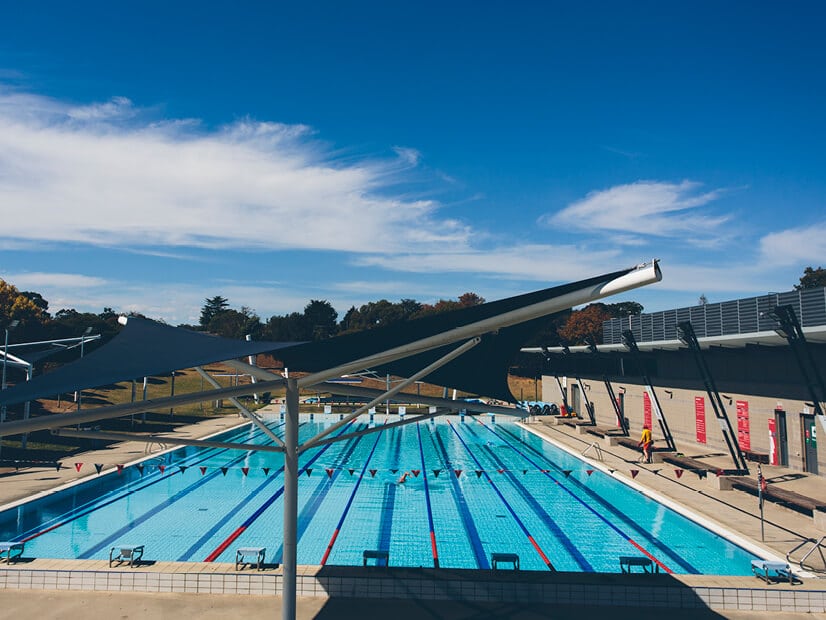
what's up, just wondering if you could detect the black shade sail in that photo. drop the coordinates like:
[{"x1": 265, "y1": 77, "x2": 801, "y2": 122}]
[{"x1": 0, "y1": 265, "x2": 646, "y2": 408}]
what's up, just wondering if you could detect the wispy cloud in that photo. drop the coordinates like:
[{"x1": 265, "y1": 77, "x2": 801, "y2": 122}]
[
  {"x1": 392, "y1": 146, "x2": 421, "y2": 167},
  {"x1": 2, "y1": 271, "x2": 109, "y2": 289},
  {"x1": 759, "y1": 223, "x2": 826, "y2": 267},
  {"x1": 0, "y1": 89, "x2": 471, "y2": 254},
  {"x1": 541, "y1": 180, "x2": 730, "y2": 243}
]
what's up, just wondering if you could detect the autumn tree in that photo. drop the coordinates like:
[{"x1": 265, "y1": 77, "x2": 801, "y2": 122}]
[
  {"x1": 795, "y1": 266, "x2": 826, "y2": 290},
  {"x1": 557, "y1": 303, "x2": 613, "y2": 345}
]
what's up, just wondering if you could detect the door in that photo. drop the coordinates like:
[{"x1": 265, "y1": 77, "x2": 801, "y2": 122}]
[
  {"x1": 571, "y1": 383, "x2": 581, "y2": 418},
  {"x1": 775, "y1": 410, "x2": 789, "y2": 466},
  {"x1": 801, "y1": 413, "x2": 818, "y2": 474}
]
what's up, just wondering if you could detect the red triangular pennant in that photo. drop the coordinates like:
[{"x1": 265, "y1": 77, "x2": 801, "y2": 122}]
[
  {"x1": 412, "y1": 470, "x2": 420, "y2": 477},
  {"x1": 116, "y1": 464, "x2": 124, "y2": 474},
  {"x1": 586, "y1": 470, "x2": 594, "y2": 476},
  {"x1": 75, "y1": 463, "x2": 83, "y2": 472},
  {"x1": 94, "y1": 464, "x2": 104, "y2": 474},
  {"x1": 497, "y1": 468, "x2": 505, "y2": 474},
  {"x1": 454, "y1": 469, "x2": 463, "y2": 478},
  {"x1": 326, "y1": 468, "x2": 334, "y2": 478},
  {"x1": 563, "y1": 470, "x2": 572, "y2": 477},
  {"x1": 262, "y1": 467, "x2": 270, "y2": 475},
  {"x1": 221, "y1": 467, "x2": 228, "y2": 476},
  {"x1": 675, "y1": 469, "x2": 684, "y2": 479},
  {"x1": 433, "y1": 469, "x2": 441, "y2": 477},
  {"x1": 475, "y1": 470, "x2": 483, "y2": 478},
  {"x1": 200, "y1": 466, "x2": 207, "y2": 475},
  {"x1": 158, "y1": 465, "x2": 166, "y2": 474},
  {"x1": 541, "y1": 469, "x2": 549, "y2": 473},
  {"x1": 631, "y1": 469, "x2": 639, "y2": 479},
  {"x1": 241, "y1": 467, "x2": 249, "y2": 476},
  {"x1": 369, "y1": 469, "x2": 377, "y2": 477},
  {"x1": 136, "y1": 464, "x2": 145, "y2": 475}
]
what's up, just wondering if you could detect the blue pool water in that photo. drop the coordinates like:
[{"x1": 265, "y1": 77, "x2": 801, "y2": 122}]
[{"x1": 0, "y1": 415, "x2": 759, "y2": 574}]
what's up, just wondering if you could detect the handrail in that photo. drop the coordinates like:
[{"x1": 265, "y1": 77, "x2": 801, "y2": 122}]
[
  {"x1": 581, "y1": 442, "x2": 604, "y2": 461},
  {"x1": 786, "y1": 535, "x2": 826, "y2": 572}
]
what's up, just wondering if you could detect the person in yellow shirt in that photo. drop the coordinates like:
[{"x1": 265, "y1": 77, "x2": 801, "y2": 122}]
[{"x1": 638, "y1": 425, "x2": 653, "y2": 463}]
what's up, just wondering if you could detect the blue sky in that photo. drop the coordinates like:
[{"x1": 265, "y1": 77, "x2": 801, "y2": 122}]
[{"x1": 1, "y1": 1, "x2": 825, "y2": 325}]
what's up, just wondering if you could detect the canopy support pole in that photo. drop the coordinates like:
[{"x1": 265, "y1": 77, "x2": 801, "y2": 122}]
[{"x1": 283, "y1": 375, "x2": 299, "y2": 620}]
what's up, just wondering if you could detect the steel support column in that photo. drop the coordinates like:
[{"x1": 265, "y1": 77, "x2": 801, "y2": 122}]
[
  {"x1": 282, "y1": 376, "x2": 299, "y2": 620},
  {"x1": 621, "y1": 330, "x2": 676, "y2": 451},
  {"x1": 676, "y1": 322, "x2": 748, "y2": 473}
]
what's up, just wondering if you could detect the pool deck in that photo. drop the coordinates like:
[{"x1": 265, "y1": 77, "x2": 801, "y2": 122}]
[{"x1": 1, "y1": 410, "x2": 825, "y2": 618}]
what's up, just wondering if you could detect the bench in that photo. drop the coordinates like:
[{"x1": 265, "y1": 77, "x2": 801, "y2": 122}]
[
  {"x1": 730, "y1": 477, "x2": 826, "y2": 516},
  {"x1": 491, "y1": 552, "x2": 520, "y2": 570},
  {"x1": 619, "y1": 555, "x2": 658, "y2": 573},
  {"x1": 236, "y1": 546, "x2": 266, "y2": 571},
  {"x1": 109, "y1": 544, "x2": 144, "y2": 568},
  {"x1": 0, "y1": 541, "x2": 24, "y2": 563},
  {"x1": 751, "y1": 559, "x2": 793, "y2": 584},
  {"x1": 362, "y1": 549, "x2": 389, "y2": 567}
]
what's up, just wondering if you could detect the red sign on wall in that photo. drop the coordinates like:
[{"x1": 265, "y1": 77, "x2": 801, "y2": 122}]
[
  {"x1": 695, "y1": 396, "x2": 707, "y2": 444},
  {"x1": 643, "y1": 391, "x2": 652, "y2": 430},
  {"x1": 736, "y1": 400, "x2": 751, "y2": 451}
]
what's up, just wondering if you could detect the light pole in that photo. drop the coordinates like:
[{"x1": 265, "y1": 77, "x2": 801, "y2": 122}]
[
  {"x1": 76, "y1": 327, "x2": 93, "y2": 410},
  {"x1": 1, "y1": 320, "x2": 20, "y2": 455}
]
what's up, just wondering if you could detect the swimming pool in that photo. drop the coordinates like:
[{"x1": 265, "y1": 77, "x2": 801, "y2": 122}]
[{"x1": 0, "y1": 414, "x2": 758, "y2": 574}]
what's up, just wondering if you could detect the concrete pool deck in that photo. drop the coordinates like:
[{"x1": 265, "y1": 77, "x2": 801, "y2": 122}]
[{"x1": 1, "y1": 409, "x2": 825, "y2": 618}]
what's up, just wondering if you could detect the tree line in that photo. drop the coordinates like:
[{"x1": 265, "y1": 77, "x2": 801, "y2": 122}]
[{"x1": 2, "y1": 265, "x2": 823, "y2": 362}]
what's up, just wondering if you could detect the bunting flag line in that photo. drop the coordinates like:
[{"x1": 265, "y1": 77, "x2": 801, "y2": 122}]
[
  {"x1": 475, "y1": 470, "x2": 483, "y2": 478},
  {"x1": 412, "y1": 470, "x2": 420, "y2": 477},
  {"x1": 262, "y1": 467, "x2": 270, "y2": 475},
  {"x1": 326, "y1": 469, "x2": 334, "y2": 478},
  {"x1": 347, "y1": 469, "x2": 355, "y2": 476},
  {"x1": 305, "y1": 469, "x2": 312, "y2": 477},
  {"x1": 94, "y1": 464, "x2": 104, "y2": 474},
  {"x1": 454, "y1": 469, "x2": 463, "y2": 478},
  {"x1": 158, "y1": 465, "x2": 166, "y2": 474},
  {"x1": 116, "y1": 464, "x2": 124, "y2": 474},
  {"x1": 55, "y1": 462, "x2": 62, "y2": 472},
  {"x1": 391, "y1": 469, "x2": 398, "y2": 474},
  {"x1": 221, "y1": 467, "x2": 228, "y2": 476},
  {"x1": 586, "y1": 470, "x2": 594, "y2": 476},
  {"x1": 433, "y1": 469, "x2": 442, "y2": 477},
  {"x1": 179, "y1": 465, "x2": 187, "y2": 474},
  {"x1": 369, "y1": 469, "x2": 377, "y2": 477},
  {"x1": 630, "y1": 469, "x2": 639, "y2": 479},
  {"x1": 675, "y1": 469, "x2": 684, "y2": 479},
  {"x1": 241, "y1": 467, "x2": 249, "y2": 476},
  {"x1": 563, "y1": 470, "x2": 572, "y2": 478},
  {"x1": 75, "y1": 463, "x2": 83, "y2": 472},
  {"x1": 200, "y1": 466, "x2": 207, "y2": 475},
  {"x1": 136, "y1": 464, "x2": 145, "y2": 475},
  {"x1": 696, "y1": 470, "x2": 707, "y2": 480}
]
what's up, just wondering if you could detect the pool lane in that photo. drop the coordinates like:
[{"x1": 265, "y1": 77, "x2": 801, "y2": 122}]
[
  {"x1": 416, "y1": 423, "x2": 439, "y2": 568},
  {"x1": 319, "y1": 422, "x2": 386, "y2": 565},
  {"x1": 447, "y1": 420, "x2": 556, "y2": 571},
  {"x1": 479, "y1": 420, "x2": 687, "y2": 574},
  {"x1": 458, "y1": 422, "x2": 593, "y2": 571},
  {"x1": 15, "y1": 421, "x2": 286, "y2": 556},
  {"x1": 429, "y1": 425, "x2": 489, "y2": 569}
]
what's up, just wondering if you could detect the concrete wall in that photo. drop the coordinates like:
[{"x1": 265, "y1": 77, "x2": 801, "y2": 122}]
[{"x1": 542, "y1": 375, "x2": 825, "y2": 476}]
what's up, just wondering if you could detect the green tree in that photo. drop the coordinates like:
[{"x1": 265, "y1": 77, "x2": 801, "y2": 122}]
[
  {"x1": 795, "y1": 266, "x2": 826, "y2": 290},
  {"x1": 200, "y1": 295, "x2": 230, "y2": 328},
  {"x1": 604, "y1": 301, "x2": 643, "y2": 317},
  {"x1": 303, "y1": 300, "x2": 338, "y2": 340},
  {"x1": 208, "y1": 307, "x2": 261, "y2": 339}
]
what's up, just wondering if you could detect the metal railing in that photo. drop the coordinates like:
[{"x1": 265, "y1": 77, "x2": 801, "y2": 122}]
[{"x1": 786, "y1": 535, "x2": 826, "y2": 572}]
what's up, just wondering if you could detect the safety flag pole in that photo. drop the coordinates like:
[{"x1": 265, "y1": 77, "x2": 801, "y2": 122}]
[{"x1": 757, "y1": 463, "x2": 766, "y2": 541}]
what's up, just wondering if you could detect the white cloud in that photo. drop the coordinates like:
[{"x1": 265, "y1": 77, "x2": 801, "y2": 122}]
[
  {"x1": 2, "y1": 271, "x2": 109, "y2": 289},
  {"x1": 392, "y1": 146, "x2": 421, "y2": 166},
  {"x1": 354, "y1": 243, "x2": 624, "y2": 281},
  {"x1": 759, "y1": 223, "x2": 826, "y2": 267},
  {"x1": 0, "y1": 89, "x2": 472, "y2": 254},
  {"x1": 542, "y1": 180, "x2": 730, "y2": 243}
]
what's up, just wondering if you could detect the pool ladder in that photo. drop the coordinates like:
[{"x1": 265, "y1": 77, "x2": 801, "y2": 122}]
[
  {"x1": 786, "y1": 535, "x2": 826, "y2": 573},
  {"x1": 581, "y1": 442, "x2": 604, "y2": 461}
]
